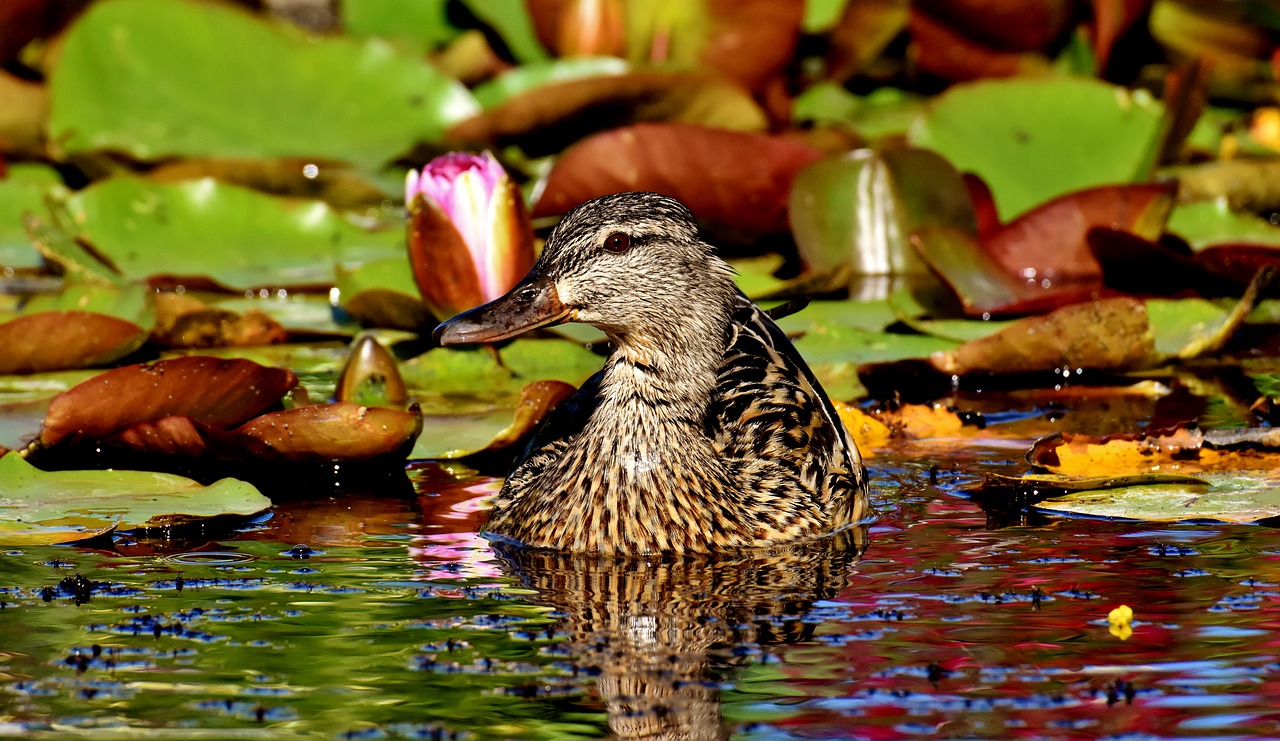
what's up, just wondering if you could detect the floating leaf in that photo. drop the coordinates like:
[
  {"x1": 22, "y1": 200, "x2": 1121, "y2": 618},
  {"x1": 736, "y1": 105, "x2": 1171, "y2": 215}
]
[
  {"x1": 1034, "y1": 474, "x2": 1280, "y2": 524},
  {"x1": 151, "y1": 293, "x2": 289, "y2": 349},
  {"x1": 535, "y1": 123, "x2": 823, "y2": 239},
  {"x1": 471, "y1": 57, "x2": 630, "y2": 109},
  {"x1": 907, "y1": 7, "x2": 1052, "y2": 82},
  {"x1": 983, "y1": 183, "x2": 1175, "y2": 289},
  {"x1": 0, "y1": 452, "x2": 270, "y2": 545},
  {"x1": 336, "y1": 334, "x2": 409, "y2": 407},
  {"x1": 789, "y1": 146, "x2": 974, "y2": 276},
  {"x1": 449, "y1": 72, "x2": 767, "y2": 156},
  {"x1": 909, "y1": 77, "x2": 1164, "y2": 220},
  {"x1": 1165, "y1": 199, "x2": 1280, "y2": 251},
  {"x1": 929, "y1": 298, "x2": 1155, "y2": 375},
  {"x1": 0, "y1": 312, "x2": 148, "y2": 375},
  {"x1": 232, "y1": 403, "x2": 423, "y2": 461},
  {"x1": 38, "y1": 357, "x2": 297, "y2": 448},
  {"x1": 911, "y1": 226, "x2": 1098, "y2": 316},
  {"x1": 65, "y1": 177, "x2": 403, "y2": 290},
  {"x1": 0, "y1": 164, "x2": 63, "y2": 269},
  {"x1": 461, "y1": 380, "x2": 577, "y2": 462},
  {"x1": 336, "y1": 258, "x2": 433, "y2": 331},
  {"x1": 48, "y1": 0, "x2": 478, "y2": 165},
  {"x1": 341, "y1": 0, "x2": 461, "y2": 54}
]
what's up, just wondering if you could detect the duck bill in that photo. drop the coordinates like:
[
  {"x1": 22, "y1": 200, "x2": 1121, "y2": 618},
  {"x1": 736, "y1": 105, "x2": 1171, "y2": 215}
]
[{"x1": 433, "y1": 273, "x2": 572, "y2": 345}]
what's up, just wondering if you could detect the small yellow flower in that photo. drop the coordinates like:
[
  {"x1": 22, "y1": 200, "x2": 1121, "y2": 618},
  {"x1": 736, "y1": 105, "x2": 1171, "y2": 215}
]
[{"x1": 1108, "y1": 604, "x2": 1134, "y2": 640}]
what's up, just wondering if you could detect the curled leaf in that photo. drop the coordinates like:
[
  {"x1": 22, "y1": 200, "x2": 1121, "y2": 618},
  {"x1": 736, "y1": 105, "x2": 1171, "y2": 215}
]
[
  {"x1": 535, "y1": 123, "x2": 823, "y2": 239},
  {"x1": 336, "y1": 334, "x2": 409, "y2": 407},
  {"x1": 38, "y1": 357, "x2": 297, "y2": 448},
  {"x1": 929, "y1": 298, "x2": 1156, "y2": 375},
  {"x1": 0, "y1": 312, "x2": 147, "y2": 374},
  {"x1": 233, "y1": 402, "x2": 423, "y2": 461}
]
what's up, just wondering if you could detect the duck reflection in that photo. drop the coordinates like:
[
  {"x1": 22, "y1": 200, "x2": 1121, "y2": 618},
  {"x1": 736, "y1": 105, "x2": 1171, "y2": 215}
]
[{"x1": 493, "y1": 527, "x2": 868, "y2": 740}]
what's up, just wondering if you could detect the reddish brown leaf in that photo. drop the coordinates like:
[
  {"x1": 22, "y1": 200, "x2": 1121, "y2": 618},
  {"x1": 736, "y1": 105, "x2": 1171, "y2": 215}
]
[
  {"x1": 335, "y1": 335, "x2": 409, "y2": 407},
  {"x1": 984, "y1": 183, "x2": 1176, "y2": 293},
  {"x1": 39, "y1": 357, "x2": 297, "y2": 447},
  {"x1": 479, "y1": 380, "x2": 576, "y2": 454},
  {"x1": 908, "y1": 8, "x2": 1052, "y2": 81},
  {"x1": 911, "y1": 225, "x2": 1098, "y2": 316},
  {"x1": 700, "y1": 0, "x2": 804, "y2": 91},
  {"x1": 963, "y1": 173, "x2": 1000, "y2": 239},
  {"x1": 151, "y1": 293, "x2": 287, "y2": 349},
  {"x1": 534, "y1": 122, "x2": 823, "y2": 239},
  {"x1": 915, "y1": 0, "x2": 1074, "y2": 52},
  {"x1": 826, "y1": 0, "x2": 909, "y2": 81},
  {"x1": 110, "y1": 416, "x2": 212, "y2": 457},
  {"x1": 1093, "y1": 0, "x2": 1153, "y2": 73},
  {"x1": 1088, "y1": 227, "x2": 1242, "y2": 296},
  {"x1": 0, "y1": 311, "x2": 147, "y2": 375},
  {"x1": 447, "y1": 72, "x2": 766, "y2": 156},
  {"x1": 232, "y1": 402, "x2": 423, "y2": 461},
  {"x1": 1197, "y1": 244, "x2": 1280, "y2": 285},
  {"x1": 929, "y1": 297, "x2": 1156, "y2": 375},
  {"x1": 341, "y1": 289, "x2": 434, "y2": 331}
]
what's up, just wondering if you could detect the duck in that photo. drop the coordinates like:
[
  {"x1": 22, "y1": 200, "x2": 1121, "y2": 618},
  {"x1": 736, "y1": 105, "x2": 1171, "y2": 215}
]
[{"x1": 433, "y1": 191, "x2": 868, "y2": 554}]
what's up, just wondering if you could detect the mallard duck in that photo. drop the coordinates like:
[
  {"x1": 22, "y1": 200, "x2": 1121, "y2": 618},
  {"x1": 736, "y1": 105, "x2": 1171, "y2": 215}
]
[{"x1": 434, "y1": 191, "x2": 868, "y2": 554}]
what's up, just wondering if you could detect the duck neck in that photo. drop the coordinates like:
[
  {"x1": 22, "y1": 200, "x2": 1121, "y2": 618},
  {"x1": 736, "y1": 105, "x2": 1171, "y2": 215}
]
[{"x1": 592, "y1": 293, "x2": 734, "y2": 431}]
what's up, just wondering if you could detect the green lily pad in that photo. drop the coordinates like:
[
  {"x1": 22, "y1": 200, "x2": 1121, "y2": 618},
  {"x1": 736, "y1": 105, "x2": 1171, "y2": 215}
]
[
  {"x1": 0, "y1": 452, "x2": 270, "y2": 545},
  {"x1": 19, "y1": 282, "x2": 154, "y2": 326},
  {"x1": 909, "y1": 77, "x2": 1164, "y2": 221},
  {"x1": 1165, "y1": 199, "x2": 1280, "y2": 251},
  {"x1": 1035, "y1": 471, "x2": 1280, "y2": 524},
  {"x1": 341, "y1": 0, "x2": 461, "y2": 54},
  {"x1": 0, "y1": 165, "x2": 64, "y2": 269},
  {"x1": 64, "y1": 177, "x2": 404, "y2": 289},
  {"x1": 792, "y1": 324, "x2": 957, "y2": 401},
  {"x1": 401, "y1": 338, "x2": 601, "y2": 409},
  {"x1": 48, "y1": 0, "x2": 478, "y2": 165},
  {"x1": 472, "y1": 57, "x2": 630, "y2": 109},
  {"x1": 456, "y1": 0, "x2": 549, "y2": 63}
]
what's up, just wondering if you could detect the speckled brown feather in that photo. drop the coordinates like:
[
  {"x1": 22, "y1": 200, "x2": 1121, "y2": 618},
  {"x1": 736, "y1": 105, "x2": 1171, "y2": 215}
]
[{"x1": 481, "y1": 192, "x2": 869, "y2": 554}]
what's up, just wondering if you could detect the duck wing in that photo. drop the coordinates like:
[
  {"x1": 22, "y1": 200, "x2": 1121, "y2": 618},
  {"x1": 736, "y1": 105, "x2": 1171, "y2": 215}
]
[{"x1": 709, "y1": 292, "x2": 866, "y2": 508}]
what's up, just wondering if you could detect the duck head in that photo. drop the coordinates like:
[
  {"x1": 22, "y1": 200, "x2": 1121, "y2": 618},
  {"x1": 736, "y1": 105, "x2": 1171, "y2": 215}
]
[{"x1": 433, "y1": 192, "x2": 736, "y2": 351}]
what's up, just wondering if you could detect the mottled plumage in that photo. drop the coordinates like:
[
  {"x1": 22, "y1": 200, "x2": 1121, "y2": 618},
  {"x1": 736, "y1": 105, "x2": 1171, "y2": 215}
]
[{"x1": 435, "y1": 192, "x2": 869, "y2": 554}]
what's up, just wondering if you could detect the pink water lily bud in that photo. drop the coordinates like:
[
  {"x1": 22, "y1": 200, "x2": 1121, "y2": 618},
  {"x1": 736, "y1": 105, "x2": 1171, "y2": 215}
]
[{"x1": 405, "y1": 151, "x2": 536, "y2": 319}]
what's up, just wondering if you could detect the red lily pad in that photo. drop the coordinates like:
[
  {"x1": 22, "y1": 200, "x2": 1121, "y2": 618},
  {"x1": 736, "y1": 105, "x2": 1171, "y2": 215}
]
[
  {"x1": 910, "y1": 225, "x2": 1098, "y2": 316},
  {"x1": 38, "y1": 357, "x2": 297, "y2": 448},
  {"x1": 230, "y1": 403, "x2": 423, "y2": 461},
  {"x1": 447, "y1": 71, "x2": 767, "y2": 156},
  {"x1": 914, "y1": 0, "x2": 1074, "y2": 52},
  {"x1": 983, "y1": 183, "x2": 1176, "y2": 291},
  {"x1": 535, "y1": 122, "x2": 824, "y2": 239},
  {"x1": 929, "y1": 297, "x2": 1156, "y2": 375},
  {"x1": 1197, "y1": 244, "x2": 1280, "y2": 286},
  {"x1": 908, "y1": 8, "x2": 1050, "y2": 82},
  {"x1": 0, "y1": 311, "x2": 148, "y2": 375},
  {"x1": 527, "y1": 0, "x2": 802, "y2": 92}
]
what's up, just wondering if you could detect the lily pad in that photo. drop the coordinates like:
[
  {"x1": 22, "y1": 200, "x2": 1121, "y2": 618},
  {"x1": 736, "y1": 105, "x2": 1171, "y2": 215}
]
[
  {"x1": 0, "y1": 312, "x2": 148, "y2": 375},
  {"x1": 341, "y1": 0, "x2": 461, "y2": 54},
  {"x1": 38, "y1": 357, "x2": 297, "y2": 448},
  {"x1": 401, "y1": 339, "x2": 601, "y2": 406},
  {"x1": 0, "y1": 452, "x2": 270, "y2": 545},
  {"x1": 48, "y1": 0, "x2": 478, "y2": 165},
  {"x1": 535, "y1": 123, "x2": 822, "y2": 239},
  {"x1": 0, "y1": 164, "x2": 63, "y2": 269},
  {"x1": 1034, "y1": 473, "x2": 1280, "y2": 524},
  {"x1": 471, "y1": 57, "x2": 629, "y2": 109},
  {"x1": 1165, "y1": 199, "x2": 1280, "y2": 251},
  {"x1": 909, "y1": 77, "x2": 1164, "y2": 220},
  {"x1": 64, "y1": 177, "x2": 404, "y2": 290},
  {"x1": 232, "y1": 402, "x2": 423, "y2": 461}
]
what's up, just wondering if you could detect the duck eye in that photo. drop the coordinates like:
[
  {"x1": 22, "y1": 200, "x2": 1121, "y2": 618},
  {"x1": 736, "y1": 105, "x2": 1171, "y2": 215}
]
[{"x1": 603, "y1": 232, "x2": 631, "y2": 253}]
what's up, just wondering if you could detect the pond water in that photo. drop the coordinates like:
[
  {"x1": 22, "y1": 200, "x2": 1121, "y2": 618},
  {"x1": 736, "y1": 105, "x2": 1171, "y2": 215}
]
[{"x1": 3, "y1": 403, "x2": 1280, "y2": 740}]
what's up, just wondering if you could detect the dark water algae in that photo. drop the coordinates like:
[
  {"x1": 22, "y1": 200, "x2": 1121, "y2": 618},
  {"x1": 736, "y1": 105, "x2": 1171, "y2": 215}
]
[{"x1": 1, "y1": 454, "x2": 1279, "y2": 740}]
